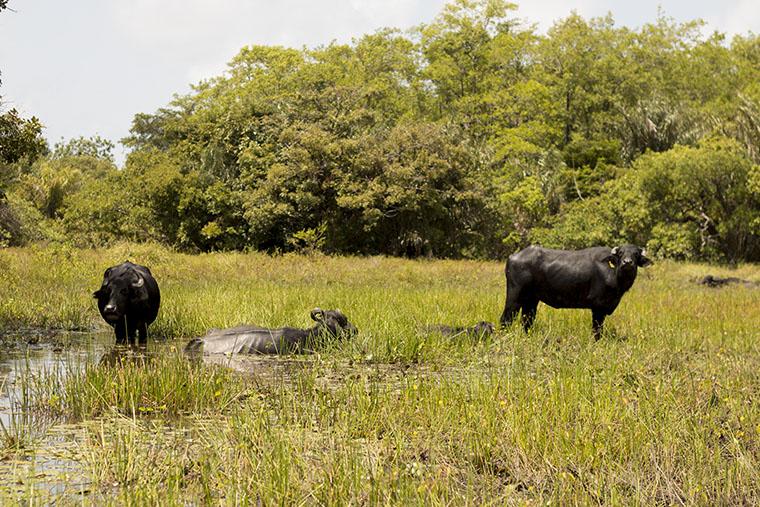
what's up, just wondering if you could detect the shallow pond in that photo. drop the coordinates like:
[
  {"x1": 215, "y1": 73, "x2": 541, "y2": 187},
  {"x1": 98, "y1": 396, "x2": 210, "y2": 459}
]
[
  {"x1": 0, "y1": 330, "x2": 345, "y2": 501},
  {"x1": 0, "y1": 330, "x2": 113, "y2": 426},
  {"x1": 0, "y1": 330, "x2": 156, "y2": 501},
  {"x1": 0, "y1": 329, "x2": 452, "y2": 502}
]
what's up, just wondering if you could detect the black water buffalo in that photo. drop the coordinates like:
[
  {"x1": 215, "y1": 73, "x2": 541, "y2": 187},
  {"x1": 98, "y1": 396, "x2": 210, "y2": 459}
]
[
  {"x1": 699, "y1": 275, "x2": 759, "y2": 288},
  {"x1": 500, "y1": 245, "x2": 652, "y2": 338},
  {"x1": 93, "y1": 261, "x2": 160, "y2": 345},
  {"x1": 184, "y1": 308, "x2": 357, "y2": 355},
  {"x1": 426, "y1": 321, "x2": 495, "y2": 339}
]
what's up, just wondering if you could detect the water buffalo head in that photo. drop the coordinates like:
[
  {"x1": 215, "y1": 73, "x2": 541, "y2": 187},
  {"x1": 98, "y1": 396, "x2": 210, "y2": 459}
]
[
  {"x1": 93, "y1": 266, "x2": 149, "y2": 324},
  {"x1": 607, "y1": 244, "x2": 652, "y2": 274},
  {"x1": 310, "y1": 308, "x2": 358, "y2": 339}
]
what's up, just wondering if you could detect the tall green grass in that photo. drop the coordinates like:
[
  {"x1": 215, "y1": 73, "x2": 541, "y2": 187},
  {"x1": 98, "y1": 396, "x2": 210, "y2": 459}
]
[
  {"x1": 0, "y1": 243, "x2": 758, "y2": 504},
  {"x1": 18, "y1": 350, "x2": 248, "y2": 421}
]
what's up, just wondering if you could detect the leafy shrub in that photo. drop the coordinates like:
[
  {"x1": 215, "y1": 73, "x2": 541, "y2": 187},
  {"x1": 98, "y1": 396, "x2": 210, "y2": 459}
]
[{"x1": 532, "y1": 137, "x2": 760, "y2": 262}]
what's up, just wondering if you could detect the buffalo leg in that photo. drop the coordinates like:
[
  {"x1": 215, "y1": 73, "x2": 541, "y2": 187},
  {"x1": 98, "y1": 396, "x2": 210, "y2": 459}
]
[
  {"x1": 137, "y1": 321, "x2": 149, "y2": 345},
  {"x1": 500, "y1": 280, "x2": 523, "y2": 328},
  {"x1": 521, "y1": 300, "x2": 538, "y2": 332},
  {"x1": 125, "y1": 319, "x2": 138, "y2": 345},
  {"x1": 114, "y1": 320, "x2": 128, "y2": 345},
  {"x1": 591, "y1": 310, "x2": 606, "y2": 340},
  {"x1": 500, "y1": 298, "x2": 521, "y2": 328}
]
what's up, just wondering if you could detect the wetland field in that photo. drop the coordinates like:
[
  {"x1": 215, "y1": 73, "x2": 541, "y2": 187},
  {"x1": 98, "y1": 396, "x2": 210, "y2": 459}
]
[{"x1": 0, "y1": 243, "x2": 758, "y2": 505}]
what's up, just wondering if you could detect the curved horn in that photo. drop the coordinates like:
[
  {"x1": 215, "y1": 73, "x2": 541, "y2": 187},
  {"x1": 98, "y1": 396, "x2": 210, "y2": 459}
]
[
  {"x1": 310, "y1": 308, "x2": 325, "y2": 322},
  {"x1": 610, "y1": 246, "x2": 619, "y2": 256},
  {"x1": 132, "y1": 276, "x2": 145, "y2": 288}
]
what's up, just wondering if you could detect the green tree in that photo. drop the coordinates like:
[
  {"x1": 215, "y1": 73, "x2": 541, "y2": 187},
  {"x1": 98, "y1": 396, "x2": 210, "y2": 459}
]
[
  {"x1": 637, "y1": 137, "x2": 759, "y2": 261},
  {"x1": 52, "y1": 135, "x2": 115, "y2": 162},
  {"x1": 418, "y1": 0, "x2": 530, "y2": 135},
  {"x1": 333, "y1": 121, "x2": 496, "y2": 257},
  {"x1": 0, "y1": 108, "x2": 47, "y2": 167},
  {"x1": 533, "y1": 137, "x2": 760, "y2": 262},
  {"x1": 14, "y1": 136, "x2": 117, "y2": 219},
  {"x1": 78, "y1": 0, "x2": 759, "y2": 262},
  {"x1": 62, "y1": 149, "x2": 184, "y2": 246}
]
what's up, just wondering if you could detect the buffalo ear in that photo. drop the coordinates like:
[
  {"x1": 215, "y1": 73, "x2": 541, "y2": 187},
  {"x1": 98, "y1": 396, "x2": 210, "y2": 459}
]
[
  {"x1": 603, "y1": 255, "x2": 617, "y2": 269},
  {"x1": 638, "y1": 251, "x2": 653, "y2": 267},
  {"x1": 92, "y1": 289, "x2": 102, "y2": 299},
  {"x1": 310, "y1": 308, "x2": 325, "y2": 322}
]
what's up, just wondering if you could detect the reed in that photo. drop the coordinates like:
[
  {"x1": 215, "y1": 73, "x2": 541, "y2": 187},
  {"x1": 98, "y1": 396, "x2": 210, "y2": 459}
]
[{"x1": 0, "y1": 243, "x2": 757, "y2": 504}]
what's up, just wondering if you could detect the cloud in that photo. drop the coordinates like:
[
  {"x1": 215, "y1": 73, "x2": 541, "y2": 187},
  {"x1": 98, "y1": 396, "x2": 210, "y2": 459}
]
[
  {"x1": 111, "y1": 0, "x2": 253, "y2": 48},
  {"x1": 2, "y1": 0, "x2": 758, "y2": 168},
  {"x1": 110, "y1": 0, "x2": 443, "y2": 50},
  {"x1": 706, "y1": 0, "x2": 760, "y2": 37},
  {"x1": 108, "y1": 0, "x2": 447, "y2": 86},
  {"x1": 514, "y1": 0, "x2": 603, "y2": 32}
]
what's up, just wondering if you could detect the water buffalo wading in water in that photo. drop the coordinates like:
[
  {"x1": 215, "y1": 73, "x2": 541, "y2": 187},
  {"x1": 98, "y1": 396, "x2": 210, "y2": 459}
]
[
  {"x1": 500, "y1": 245, "x2": 652, "y2": 338},
  {"x1": 93, "y1": 261, "x2": 160, "y2": 345},
  {"x1": 184, "y1": 308, "x2": 358, "y2": 355}
]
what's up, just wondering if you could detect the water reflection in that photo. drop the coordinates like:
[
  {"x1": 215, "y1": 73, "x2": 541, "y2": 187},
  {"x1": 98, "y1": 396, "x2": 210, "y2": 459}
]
[
  {"x1": 0, "y1": 330, "x2": 115, "y2": 500},
  {"x1": 98, "y1": 343, "x2": 152, "y2": 368},
  {"x1": 0, "y1": 332, "x2": 107, "y2": 427}
]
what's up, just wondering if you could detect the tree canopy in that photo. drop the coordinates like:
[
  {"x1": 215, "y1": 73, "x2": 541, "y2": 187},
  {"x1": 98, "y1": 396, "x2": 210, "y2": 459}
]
[{"x1": 2, "y1": 1, "x2": 759, "y2": 261}]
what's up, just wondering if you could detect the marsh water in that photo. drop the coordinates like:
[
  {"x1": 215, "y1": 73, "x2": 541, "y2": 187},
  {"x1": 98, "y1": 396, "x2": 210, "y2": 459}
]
[
  {"x1": 0, "y1": 329, "x2": 334, "y2": 501},
  {"x1": 0, "y1": 331, "x2": 107, "y2": 425},
  {"x1": 0, "y1": 329, "x2": 446, "y2": 501},
  {"x1": 0, "y1": 330, "x2": 221, "y2": 500},
  {"x1": 0, "y1": 330, "x2": 111, "y2": 499}
]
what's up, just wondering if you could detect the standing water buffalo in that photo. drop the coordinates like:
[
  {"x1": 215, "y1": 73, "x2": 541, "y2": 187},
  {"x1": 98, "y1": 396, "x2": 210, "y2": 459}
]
[
  {"x1": 500, "y1": 245, "x2": 652, "y2": 338},
  {"x1": 184, "y1": 308, "x2": 357, "y2": 355},
  {"x1": 93, "y1": 261, "x2": 160, "y2": 345}
]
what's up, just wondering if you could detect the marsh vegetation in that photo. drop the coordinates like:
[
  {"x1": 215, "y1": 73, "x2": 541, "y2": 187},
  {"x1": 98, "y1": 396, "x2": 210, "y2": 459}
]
[
  {"x1": 0, "y1": 244, "x2": 757, "y2": 504},
  {"x1": 2, "y1": 0, "x2": 759, "y2": 502}
]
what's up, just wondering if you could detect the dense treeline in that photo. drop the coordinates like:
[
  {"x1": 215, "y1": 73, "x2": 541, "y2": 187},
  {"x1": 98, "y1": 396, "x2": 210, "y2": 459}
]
[{"x1": 2, "y1": 0, "x2": 759, "y2": 261}]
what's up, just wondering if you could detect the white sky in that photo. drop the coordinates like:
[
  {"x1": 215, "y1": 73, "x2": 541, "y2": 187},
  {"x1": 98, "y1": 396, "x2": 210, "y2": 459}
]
[{"x1": 1, "y1": 0, "x2": 758, "y2": 166}]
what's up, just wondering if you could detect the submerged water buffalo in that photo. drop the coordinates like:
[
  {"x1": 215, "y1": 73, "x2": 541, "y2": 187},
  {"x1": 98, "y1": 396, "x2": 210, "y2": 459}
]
[
  {"x1": 185, "y1": 308, "x2": 358, "y2": 355},
  {"x1": 93, "y1": 261, "x2": 160, "y2": 345},
  {"x1": 699, "y1": 275, "x2": 759, "y2": 288},
  {"x1": 500, "y1": 245, "x2": 652, "y2": 338},
  {"x1": 426, "y1": 321, "x2": 495, "y2": 339}
]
